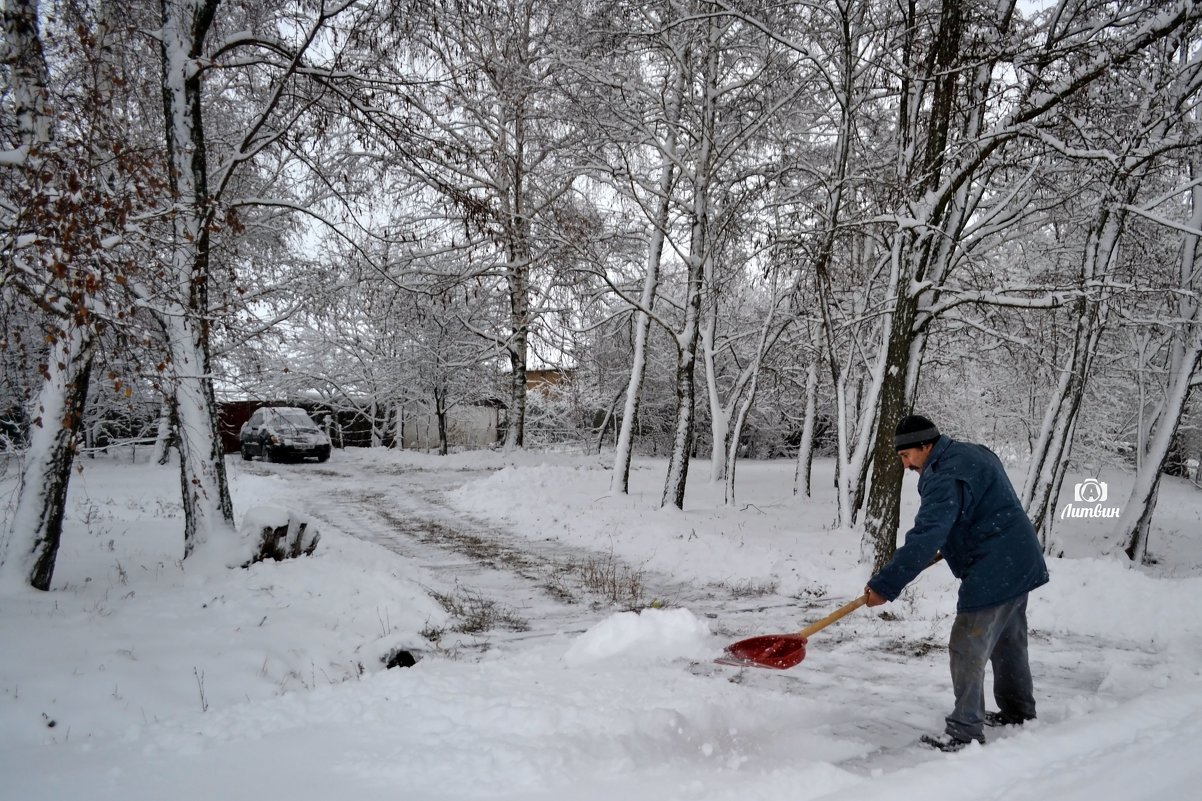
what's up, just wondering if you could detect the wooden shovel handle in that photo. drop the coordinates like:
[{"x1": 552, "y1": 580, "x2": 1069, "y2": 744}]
[
  {"x1": 791, "y1": 553, "x2": 941, "y2": 640},
  {"x1": 794, "y1": 594, "x2": 869, "y2": 639}
]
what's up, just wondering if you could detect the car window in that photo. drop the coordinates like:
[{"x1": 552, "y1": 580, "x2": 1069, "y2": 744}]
[
  {"x1": 249, "y1": 410, "x2": 262, "y2": 426},
  {"x1": 271, "y1": 409, "x2": 318, "y2": 429}
]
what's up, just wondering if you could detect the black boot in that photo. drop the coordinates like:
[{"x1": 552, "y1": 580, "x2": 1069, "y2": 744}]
[
  {"x1": 985, "y1": 710, "x2": 1034, "y2": 727},
  {"x1": 921, "y1": 733, "x2": 976, "y2": 752}
]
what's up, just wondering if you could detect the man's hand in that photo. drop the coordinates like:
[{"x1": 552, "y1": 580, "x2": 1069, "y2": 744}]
[{"x1": 864, "y1": 586, "x2": 888, "y2": 607}]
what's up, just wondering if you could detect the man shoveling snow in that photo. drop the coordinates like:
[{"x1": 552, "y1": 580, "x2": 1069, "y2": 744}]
[{"x1": 865, "y1": 415, "x2": 1050, "y2": 752}]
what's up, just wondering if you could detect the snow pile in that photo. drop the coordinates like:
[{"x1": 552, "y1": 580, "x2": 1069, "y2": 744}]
[
  {"x1": 0, "y1": 453, "x2": 447, "y2": 752},
  {"x1": 563, "y1": 607, "x2": 713, "y2": 666},
  {"x1": 240, "y1": 504, "x2": 293, "y2": 531},
  {"x1": 1037, "y1": 556, "x2": 1202, "y2": 645}
]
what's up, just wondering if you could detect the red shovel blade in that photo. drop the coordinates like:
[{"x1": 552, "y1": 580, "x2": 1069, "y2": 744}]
[{"x1": 716, "y1": 633, "x2": 808, "y2": 670}]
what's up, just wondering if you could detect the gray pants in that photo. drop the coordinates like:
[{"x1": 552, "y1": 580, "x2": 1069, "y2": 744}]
[{"x1": 946, "y1": 593, "x2": 1036, "y2": 743}]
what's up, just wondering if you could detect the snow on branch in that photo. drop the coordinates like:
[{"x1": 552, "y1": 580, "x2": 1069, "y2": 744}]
[
  {"x1": 1123, "y1": 204, "x2": 1202, "y2": 238},
  {"x1": 1028, "y1": 128, "x2": 1120, "y2": 164},
  {"x1": 920, "y1": 287, "x2": 1083, "y2": 321},
  {"x1": 932, "y1": 2, "x2": 1200, "y2": 210},
  {"x1": 1139, "y1": 174, "x2": 1202, "y2": 211}
]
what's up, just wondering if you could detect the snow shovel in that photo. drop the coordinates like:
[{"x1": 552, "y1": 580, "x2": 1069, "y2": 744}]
[
  {"x1": 717, "y1": 555, "x2": 943, "y2": 670},
  {"x1": 715, "y1": 594, "x2": 868, "y2": 670}
]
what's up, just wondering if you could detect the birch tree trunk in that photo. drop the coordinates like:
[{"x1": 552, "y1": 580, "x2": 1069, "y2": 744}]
[
  {"x1": 593, "y1": 386, "x2": 624, "y2": 455},
  {"x1": 435, "y1": 392, "x2": 450, "y2": 456},
  {"x1": 611, "y1": 283, "x2": 656, "y2": 488},
  {"x1": 611, "y1": 58, "x2": 685, "y2": 493},
  {"x1": 369, "y1": 400, "x2": 382, "y2": 447},
  {"x1": 0, "y1": 0, "x2": 94, "y2": 591},
  {"x1": 718, "y1": 275, "x2": 794, "y2": 504},
  {"x1": 662, "y1": 249, "x2": 707, "y2": 508},
  {"x1": 504, "y1": 136, "x2": 535, "y2": 450},
  {"x1": 612, "y1": 134, "x2": 677, "y2": 490},
  {"x1": 0, "y1": 0, "x2": 51, "y2": 154},
  {"x1": 1021, "y1": 297, "x2": 1105, "y2": 545},
  {"x1": 393, "y1": 404, "x2": 405, "y2": 451},
  {"x1": 701, "y1": 296, "x2": 728, "y2": 485},
  {"x1": 861, "y1": 291, "x2": 921, "y2": 567},
  {"x1": 159, "y1": 0, "x2": 234, "y2": 557},
  {"x1": 152, "y1": 397, "x2": 176, "y2": 465},
  {"x1": 503, "y1": 246, "x2": 531, "y2": 451},
  {"x1": 794, "y1": 359, "x2": 819, "y2": 497},
  {"x1": 0, "y1": 328, "x2": 96, "y2": 590},
  {"x1": 661, "y1": 15, "x2": 718, "y2": 510},
  {"x1": 723, "y1": 334, "x2": 773, "y2": 505},
  {"x1": 1116, "y1": 175, "x2": 1202, "y2": 562},
  {"x1": 845, "y1": 235, "x2": 899, "y2": 525},
  {"x1": 796, "y1": 0, "x2": 879, "y2": 527},
  {"x1": 497, "y1": 9, "x2": 537, "y2": 453}
]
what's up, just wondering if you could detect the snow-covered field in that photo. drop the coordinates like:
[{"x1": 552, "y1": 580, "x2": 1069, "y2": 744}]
[{"x1": 2, "y1": 446, "x2": 1201, "y2": 800}]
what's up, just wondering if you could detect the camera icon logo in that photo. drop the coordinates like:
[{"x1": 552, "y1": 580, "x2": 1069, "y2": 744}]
[{"x1": 1073, "y1": 478, "x2": 1108, "y2": 504}]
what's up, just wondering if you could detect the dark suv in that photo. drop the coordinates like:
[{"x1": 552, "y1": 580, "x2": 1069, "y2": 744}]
[{"x1": 239, "y1": 407, "x2": 331, "y2": 463}]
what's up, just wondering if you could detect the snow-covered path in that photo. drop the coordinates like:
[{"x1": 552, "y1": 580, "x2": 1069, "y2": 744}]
[
  {"x1": 253, "y1": 456, "x2": 843, "y2": 664},
  {"x1": 4, "y1": 449, "x2": 1202, "y2": 800}
]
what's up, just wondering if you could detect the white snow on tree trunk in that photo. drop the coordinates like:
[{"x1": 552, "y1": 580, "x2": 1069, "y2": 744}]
[
  {"x1": 1114, "y1": 175, "x2": 1202, "y2": 562},
  {"x1": 0, "y1": 327, "x2": 94, "y2": 591},
  {"x1": 159, "y1": 0, "x2": 234, "y2": 557},
  {"x1": 611, "y1": 72, "x2": 683, "y2": 495},
  {"x1": 794, "y1": 360, "x2": 819, "y2": 498}
]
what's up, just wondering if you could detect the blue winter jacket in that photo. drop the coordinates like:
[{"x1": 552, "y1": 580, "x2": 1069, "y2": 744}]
[{"x1": 867, "y1": 436, "x2": 1049, "y2": 613}]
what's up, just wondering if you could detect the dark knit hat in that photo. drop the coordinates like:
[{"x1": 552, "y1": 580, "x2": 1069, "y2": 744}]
[{"x1": 894, "y1": 415, "x2": 940, "y2": 451}]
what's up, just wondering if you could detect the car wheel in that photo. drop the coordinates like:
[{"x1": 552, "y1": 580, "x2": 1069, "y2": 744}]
[
  {"x1": 240, "y1": 444, "x2": 252, "y2": 461},
  {"x1": 317, "y1": 451, "x2": 329, "y2": 463}
]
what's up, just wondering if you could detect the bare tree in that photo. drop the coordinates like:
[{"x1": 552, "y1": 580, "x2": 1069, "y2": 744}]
[
  {"x1": 387, "y1": 0, "x2": 587, "y2": 451},
  {"x1": 147, "y1": 0, "x2": 374, "y2": 556},
  {"x1": 1112, "y1": 47, "x2": 1202, "y2": 560},
  {"x1": 1017, "y1": 23, "x2": 1202, "y2": 551},
  {"x1": 849, "y1": 0, "x2": 1199, "y2": 570}
]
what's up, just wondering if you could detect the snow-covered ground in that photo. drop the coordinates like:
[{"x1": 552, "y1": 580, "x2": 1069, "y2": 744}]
[{"x1": 2, "y1": 446, "x2": 1201, "y2": 800}]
